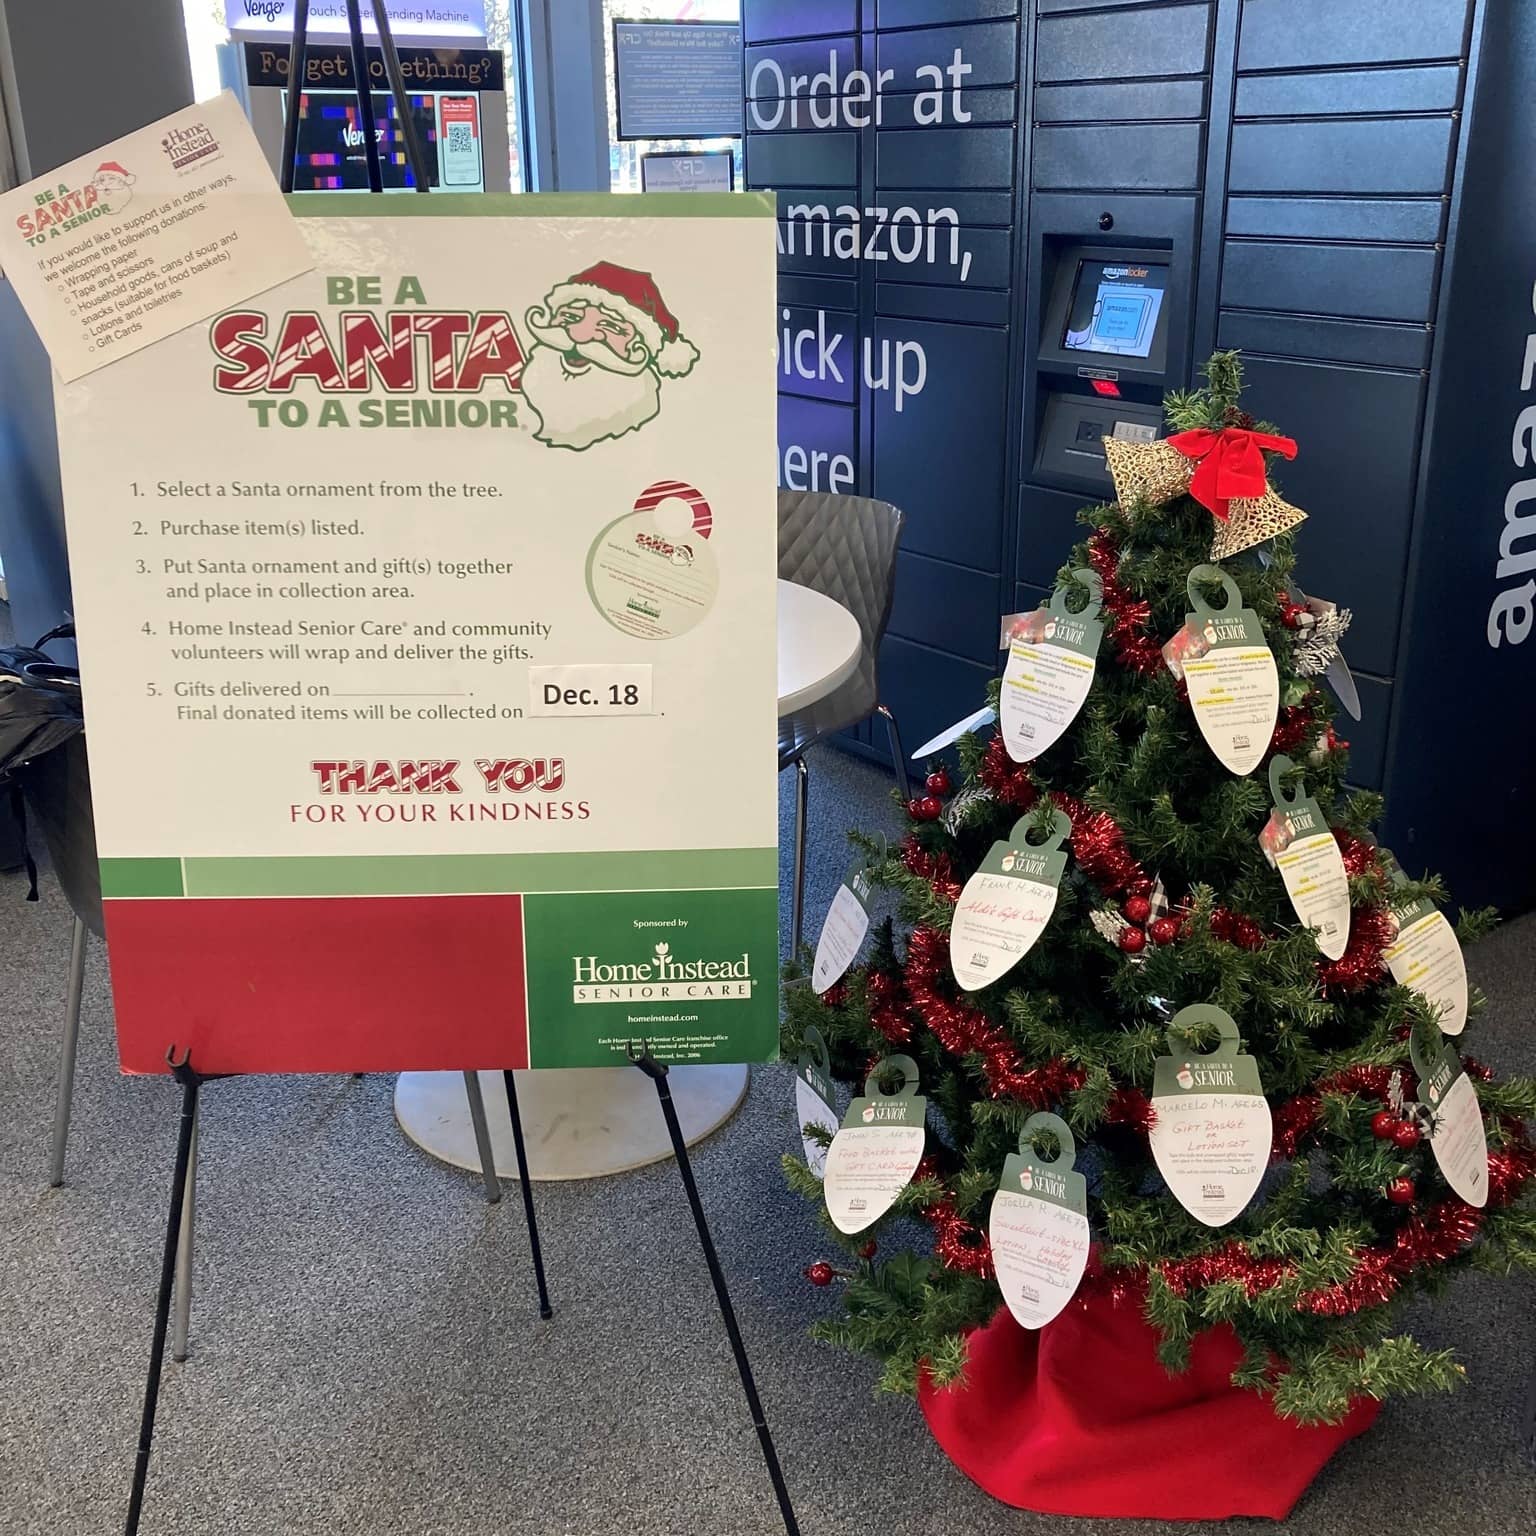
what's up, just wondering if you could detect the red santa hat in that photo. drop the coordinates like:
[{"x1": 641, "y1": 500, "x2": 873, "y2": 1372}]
[
  {"x1": 540, "y1": 261, "x2": 698, "y2": 378},
  {"x1": 95, "y1": 161, "x2": 135, "y2": 181}
]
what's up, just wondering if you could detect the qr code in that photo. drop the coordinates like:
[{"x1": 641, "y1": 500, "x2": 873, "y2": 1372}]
[{"x1": 447, "y1": 123, "x2": 473, "y2": 153}]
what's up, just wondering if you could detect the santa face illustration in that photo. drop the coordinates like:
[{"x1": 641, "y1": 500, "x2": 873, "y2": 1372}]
[
  {"x1": 521, "y1": 261, "x2": 698, "y2": 451},
  {"x1": 90, "y1": 161, "x2": 135, "y2": 213}
]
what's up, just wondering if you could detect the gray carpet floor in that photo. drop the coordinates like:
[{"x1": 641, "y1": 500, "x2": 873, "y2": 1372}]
[{"x1": 2, "y1": 701, "x2": 1535, "y2": 1532}]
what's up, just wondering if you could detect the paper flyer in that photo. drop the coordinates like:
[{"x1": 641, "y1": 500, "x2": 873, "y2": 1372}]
[{"x1": 0, "y1": 93, "x2": 311, "y2": 381}]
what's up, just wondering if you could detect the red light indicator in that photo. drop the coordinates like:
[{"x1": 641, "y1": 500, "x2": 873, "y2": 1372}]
[{"x1": 1091, "y1": 379, "x2": 1122, "y2": 398}]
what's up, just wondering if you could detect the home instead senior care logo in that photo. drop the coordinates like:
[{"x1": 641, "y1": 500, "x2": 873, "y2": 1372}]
[
  {"x1": 162, "y1": 119, "x2": 221, "y2": 173},
  {"x1": 571, "y1": 940, "x2": 752, "y2": 1005}
]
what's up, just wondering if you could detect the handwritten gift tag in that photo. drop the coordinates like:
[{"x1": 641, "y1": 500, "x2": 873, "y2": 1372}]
[
  {"x1": 1411, "y1": 1028, "x2": 1488, "y2": 1208},
  {"x1": 1001, "y1": 569, "x2": 1104, "y2": 763},
  {"x1": 1170, "y1": 565, "x2": 1278, "y2": 777},
  {"x1": 950, "y1": 808, "x2": 1072, "y2": 993},
  {"x1": 989, "y1": 1112, "x2": 1091, "y2": 1330},
  {"x1": 1260, "y1": 756, "x2": 1351, "y2": 961},
  {"x1": 814, "y1": 860, "x2": 874, "y2": 995},
  {"x1": 823, "y1": 1055, "x2": 927, "y2": 1234},
  {"x1": 1149, "y1": 1005, "x2": 1271, "y2": 1228},
  {"x1": 794, "y1": 1026, "x2": 840, "y2": 1178},
  {"x1": 1382, "y1": 850, "x2": 1468, "y2": 1036}
]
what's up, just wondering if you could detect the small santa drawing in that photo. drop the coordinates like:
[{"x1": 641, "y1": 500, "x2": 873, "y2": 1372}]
[
  {"x1": 521, "y1": 262, "x2": 698, "y2": 451},
  {"x1": 90, "y1": 162, "x2": 136, "y2": 213}
]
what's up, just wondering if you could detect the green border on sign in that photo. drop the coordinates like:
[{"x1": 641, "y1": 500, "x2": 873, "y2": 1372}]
[
  {"x1": 100, "y1": 847, "x2": 776, "y2": 899},
  {"x1": 101, "y1": 858, "x2": 185, "y2": 899},
  {"x1": 287, "y1": 192, "x2": 775, "y2": 220}
]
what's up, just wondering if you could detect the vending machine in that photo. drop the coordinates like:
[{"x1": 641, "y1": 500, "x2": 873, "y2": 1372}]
[{"x1": 226, "y1": 7, "x2": 512, "y2": 195}]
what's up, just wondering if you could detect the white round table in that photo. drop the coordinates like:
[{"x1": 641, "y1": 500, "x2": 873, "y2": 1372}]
[
  {"x1": 394, "y1": 578, "x2": 864, "y2": 1181},
  {"x1": 777, "y1": 576, "x2": 863, "y2": 715}
]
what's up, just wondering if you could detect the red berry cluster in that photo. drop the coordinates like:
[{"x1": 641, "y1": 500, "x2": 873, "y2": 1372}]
[
  {"x1": 1117, "y1": 893, "x2": 1181, "y2": 954},
  {"x1": 1371, "y1": 1108, "x2": 1421, "y2": 1150},
  {"x1": 1370, "y1": 1107, "x2": 1421, "y2": 1205},
  {"x1": 907, "y1": 766, "x2": 951, "y2": 824}
]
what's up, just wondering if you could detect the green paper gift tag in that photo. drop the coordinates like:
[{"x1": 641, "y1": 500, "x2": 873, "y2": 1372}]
[
  {"x1": 950, "y1": 808, "x2": 1072, "y2": 993},
  {"x1": 1410, "y1": 1026, "x2": 1488, "y2": 1208},
  {"x1": 1173, "y1": 565, "x2": 1279, "y2": 777},
  {"x1": 813, "y1": 849, "x2": 879, "y2": 995},
  {"x1": 794, "y1": 1026, "x2": 840, "y2": 1178},
  {"x1": 1261, "y1": 755, "x2": 1352, "y2": 961},
  {"x1": 1381, "y1": 849, "x2": 1468, "y2": 1037},
  {"x1": 1149, "y1": 1004, "x2": 1272, "y2": 1227},
  {"x1": 823, "y1": 1055, "x2": 927, "y2": 1234},
  {"x1": 989, "y1": 1112, "x2": 1091, "y2": 1330},
  {"x1": 1000, "y1": 569, "x2": 1104, "y2": 764}
]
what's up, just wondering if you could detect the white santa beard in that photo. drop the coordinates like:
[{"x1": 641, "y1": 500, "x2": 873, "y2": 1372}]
[{"x1": 520, "y1": 342, "x2": 661, "y2": 450}]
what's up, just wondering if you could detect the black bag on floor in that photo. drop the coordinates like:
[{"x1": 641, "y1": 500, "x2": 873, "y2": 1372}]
[{"x1": 0, "y1": 624, "x2": 84, "y2": 899}]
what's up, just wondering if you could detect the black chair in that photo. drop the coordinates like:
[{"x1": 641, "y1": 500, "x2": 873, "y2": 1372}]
[{"x1": 777, "y1": 491, "x2": 910, "y2": 951}]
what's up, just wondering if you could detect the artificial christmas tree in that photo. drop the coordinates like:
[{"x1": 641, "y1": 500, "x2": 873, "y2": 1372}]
[{"x1": 784, "y1": 354, "x2": 1536, "y2": 1518}]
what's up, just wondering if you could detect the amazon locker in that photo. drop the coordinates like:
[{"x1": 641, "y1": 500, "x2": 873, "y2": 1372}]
[{"x1": 744, "y1": 0, "x2": 1536, "y2": 912}]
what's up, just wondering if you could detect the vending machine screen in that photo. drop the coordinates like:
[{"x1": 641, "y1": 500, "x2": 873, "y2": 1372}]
[{"x1": 283, "y1": 90, "x2": 485, "y2": 194}]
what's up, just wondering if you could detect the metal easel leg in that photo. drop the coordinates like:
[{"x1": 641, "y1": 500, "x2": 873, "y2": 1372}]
[
  {"x1": 124, "y1": 1050, "x2": 202, "y2": 1536},
  {"x1": 463, "y1": 1071, "x2": 502, "y2": 1204},
  {"x1": 629, "y1": 1046, "x2": 800, "y2": 1536},
  {"x1": 343, "y1": 0, "x2": 384, "y2": 193},
  {"x1": 171, "y1": 1101, "x2": 199, "y2": 1364},
  {"x1": 374, "y1": 0, "x2": 432, "y2": 191},
  {"x1": 876, "y1": 703, "x2": 911, "y2": 801},
  {"x1": 48, "y1": 914, "x2": 88, "y2": 1188},
  {"x1": 278, "y1": 0, "x2": 311, "y2": 194},
  {"x1": 791, "y1": 756, "x2": 808, "y2": 956},
  {"x1": 1523, "y1": 1356, "x2": 1536, "y2": 1461},
  {"x1": 501, "y1": 1071, "x2": 552, "y2": 1319}
]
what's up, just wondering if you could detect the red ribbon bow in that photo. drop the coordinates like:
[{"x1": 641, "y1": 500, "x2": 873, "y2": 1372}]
[{"x1": 1166, "y1": 426, "x2": 1297, "y2": 522}]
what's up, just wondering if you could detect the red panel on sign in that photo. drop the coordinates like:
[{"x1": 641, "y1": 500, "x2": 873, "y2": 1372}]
[{"x1": 104, "y1": 894, "x2": 529, "y2": 1075}]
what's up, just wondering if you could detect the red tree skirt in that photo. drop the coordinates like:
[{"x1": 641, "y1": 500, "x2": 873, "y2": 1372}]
[{"x1": 918, "y1": 1296, "x2": 1380, "y2": 1520}]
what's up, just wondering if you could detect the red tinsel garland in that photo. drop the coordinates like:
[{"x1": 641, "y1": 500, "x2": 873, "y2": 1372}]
[
  {"x1": 978, "y1": 734, "x2": 1037, "y2": 812},
  {"x1": 1088, "y1": 531, "x2": 1164, "y2": 674},
  {"x1": 863, "y1": 968, "x2": 915, "y2": 1047},
  {"x1": 1270, "y1": 703, "x2": 1315, "y2": 755},
  {"x1": 1161, "y1": 1240, "x2": 1292, "y2": 1299},
  {"x1": 1273, "y1": 1063, "x2": 1397, "y2": 1157},
  {"x1": 924, "y1": 1194, "x2": 995, "y2": 1279},
  {"x1": 1488, "y1": 1133, "x2": 1536, "y2": 1204},
  {"x1": 1333, "y1": 829, "x2": 1382, "y2": 881},
  {"x1": 1105, "y1": 1084, "x2": 1156, "y2": 1135},
  {"x1": 975, "y1": 740, "x2": 1148, "y2": 900},
  {"x1": 1316, "y1": 904, "x2": 1395, "y2": 995},
  {"x1": 905, "y1": 925, "x2": 1087, "y2": 1106},
  {"x1": 901, "y1": 841, "x2": 962, "y2": 904},
  {"x1": 1300, "y1": 1199, "x2": 1487, "y2": 1316}
]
